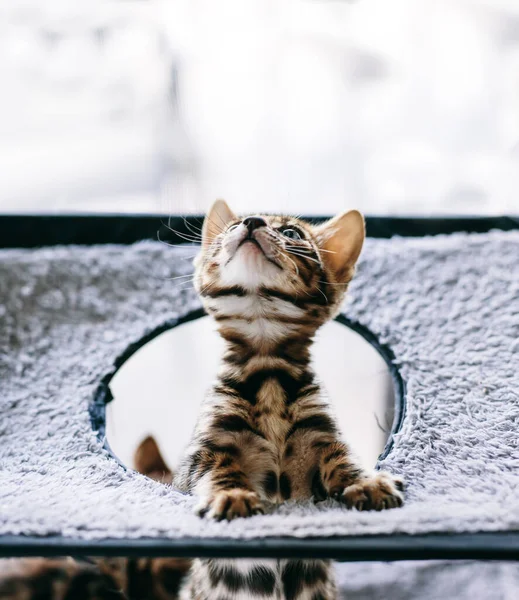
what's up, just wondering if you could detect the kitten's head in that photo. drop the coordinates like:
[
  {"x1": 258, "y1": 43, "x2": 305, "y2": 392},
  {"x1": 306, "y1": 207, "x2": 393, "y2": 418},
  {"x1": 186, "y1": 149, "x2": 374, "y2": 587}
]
[{"x1": 195, "y1": 200, "x2": 365, "y2": 323}]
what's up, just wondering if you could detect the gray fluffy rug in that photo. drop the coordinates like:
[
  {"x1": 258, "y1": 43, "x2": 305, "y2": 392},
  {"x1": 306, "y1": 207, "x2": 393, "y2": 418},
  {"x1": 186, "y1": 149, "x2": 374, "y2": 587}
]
[
  {"x1": 1, "y1": 231, "x2": 519, "y2": 541},
  {"x1": 335, "y1": 559, "x2": 519, "y2": 599}
]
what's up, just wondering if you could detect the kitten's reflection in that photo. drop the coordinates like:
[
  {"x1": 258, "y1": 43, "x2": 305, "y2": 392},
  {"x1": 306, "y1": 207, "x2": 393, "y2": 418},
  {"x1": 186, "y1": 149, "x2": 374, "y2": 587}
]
[
  {"x1": 0, "y1": 557, "x2": 335, "y2": 599},
  {"x1": 185, "y1": 558, "x2": 336, "y2": 599}
]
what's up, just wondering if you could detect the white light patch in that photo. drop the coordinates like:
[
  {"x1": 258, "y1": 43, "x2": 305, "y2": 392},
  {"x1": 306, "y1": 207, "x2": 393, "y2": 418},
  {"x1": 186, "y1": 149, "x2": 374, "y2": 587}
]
[
  {"x1": 207, "y1": 294, "x2": 305, "y2": 320},
  {"x1": 223, "y1": 318, "x2": 296, "y2": 343}
]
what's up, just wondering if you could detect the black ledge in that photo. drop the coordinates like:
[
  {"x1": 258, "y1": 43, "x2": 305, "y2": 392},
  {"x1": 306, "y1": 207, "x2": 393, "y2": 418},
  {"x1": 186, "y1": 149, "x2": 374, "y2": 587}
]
[
  {"x1": 0, "y1": 213, "x2": 518, "y2": 248},
  {"x1": 1, "y1": 532, "x2": 519, "y2": 561}
]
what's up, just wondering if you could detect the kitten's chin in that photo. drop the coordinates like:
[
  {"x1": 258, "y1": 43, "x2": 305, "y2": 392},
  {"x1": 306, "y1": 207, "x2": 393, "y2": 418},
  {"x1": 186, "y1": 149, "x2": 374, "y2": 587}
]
[{"x1": 220, "y1": 245, "x2": 282, "y2": 290}]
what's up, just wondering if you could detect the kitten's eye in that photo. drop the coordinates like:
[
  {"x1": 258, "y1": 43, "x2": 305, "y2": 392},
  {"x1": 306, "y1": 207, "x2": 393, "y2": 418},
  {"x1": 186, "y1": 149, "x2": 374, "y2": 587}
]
[
  {"x1": 227, "y1": 224, "x2": 239, "y2": 232},
  {"x1": 281, "y1": 228, "x2": 302, "y2": 240}
]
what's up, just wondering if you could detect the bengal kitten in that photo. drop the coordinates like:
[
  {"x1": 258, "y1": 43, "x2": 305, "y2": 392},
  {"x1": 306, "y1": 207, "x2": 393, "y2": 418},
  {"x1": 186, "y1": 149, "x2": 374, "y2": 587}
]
[{"x1": 174, "y1": 201, "x2": 404, "y2": 599}]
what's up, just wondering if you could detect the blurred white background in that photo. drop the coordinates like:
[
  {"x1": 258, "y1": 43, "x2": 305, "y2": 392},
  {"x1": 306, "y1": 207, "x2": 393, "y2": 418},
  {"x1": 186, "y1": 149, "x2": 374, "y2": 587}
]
[
  {"x1": 108, "y1": 317, "x2": 394, "y2": 471},
  {"x1": 1, "y1": 0, "x2": 519, "y2": 215}
]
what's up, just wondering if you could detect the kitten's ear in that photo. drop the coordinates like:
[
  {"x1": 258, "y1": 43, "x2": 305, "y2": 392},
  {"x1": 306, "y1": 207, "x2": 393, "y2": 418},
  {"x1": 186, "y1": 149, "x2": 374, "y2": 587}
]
[
  {"x1": 202, "y1": 199, "x2": 237, "y2": 247},
  {"x1": 315, "y1": 210, "x2": 365, "y2": 283}
]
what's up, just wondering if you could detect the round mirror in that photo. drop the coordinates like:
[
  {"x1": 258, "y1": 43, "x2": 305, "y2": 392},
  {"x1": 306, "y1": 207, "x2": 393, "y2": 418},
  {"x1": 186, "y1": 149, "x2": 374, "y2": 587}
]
[{"x1": 106, "y1": 315, "x2": 397, "y2": 476}]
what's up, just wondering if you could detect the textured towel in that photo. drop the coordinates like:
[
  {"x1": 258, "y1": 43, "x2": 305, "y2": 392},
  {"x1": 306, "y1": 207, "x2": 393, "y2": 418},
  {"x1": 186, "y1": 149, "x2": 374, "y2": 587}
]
[
  {"x1": 335, "y1": 559, "x2": 519, "y2": 599},
  {"x1": 1, "y1": 231, "x2": 519, "y2": 540}
]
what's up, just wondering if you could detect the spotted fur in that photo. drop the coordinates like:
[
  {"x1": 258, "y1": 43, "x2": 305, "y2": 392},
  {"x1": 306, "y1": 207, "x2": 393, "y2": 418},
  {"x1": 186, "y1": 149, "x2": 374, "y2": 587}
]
[{"x1": 174, "y1": 201, "x2": 404, "y2": 599}]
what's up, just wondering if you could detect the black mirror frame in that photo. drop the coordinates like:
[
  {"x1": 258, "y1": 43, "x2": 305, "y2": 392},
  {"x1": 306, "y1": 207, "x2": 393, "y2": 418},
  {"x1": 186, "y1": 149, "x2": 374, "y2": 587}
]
[{"x1": 90, "y1": 310, "x2": 406, "y2": 475}]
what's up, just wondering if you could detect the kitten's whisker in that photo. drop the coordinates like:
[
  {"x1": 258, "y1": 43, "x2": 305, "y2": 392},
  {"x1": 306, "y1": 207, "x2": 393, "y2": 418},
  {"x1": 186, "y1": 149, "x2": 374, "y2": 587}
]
[
  {"x1": 157, "y1": 231, "x2": 200, "y2": 248},
  {"x1": 151, "y1": 271, "x2": 195, "y2": 284},
  {"x1": 285, "y1": 249, "x2": 321, "y2": 265},
  {"x1": 284, "y1": 244, "x2": 312, "y2": 253},
  {"x1": 198, "y1": 214, "x2": 228, "y2": 245},
  {"x1": 172, "y1": 276, "x2": 199, "y2": 288},
  {"x1": 206, "y1": 211, "x2": 229, "y2": 234},
  {"x1": 166, "y1": 278, "x2": 195, "y2": 285},
  {"x1": 199, "y1": 279, "x2": 216, "y2": 296},
  {"x1": 163, "y1": 230, "x2": 202, "y2": 244},
  {"x1": 162, "y1": 220, "x2": 202, "y2": 240},
  {"x1": 183, "y1": 217, "x2": 204, "y2": 236},
  {"x1": 315, "y1": 248, "x2": 337, "y2": 255},
  {"x1": 157, "y1": 230, "x2": 201, "y2": 249},
  {"x1": 207, "y1": 215, "x2": 226, "y2": 232},
  {"x1": 315, "y1": 286, "x2": 329, "y2": 304},
  {"x1": 164, "y1": 273, "x2": 195, "y2": 281},
  {"x1": 317, "y1": 280, "x2": 349, "y2": 287},
  {"x1": 176, "y1": 280, "x2": 196, "y2": 288},
  {"x1": 282, "y1": 252, "x2": 299, "y2": 277},
  {"x1": 301, "y1": 283, "x2": 329, "y2": 304},
  {"x1": 284, "y1": 243, "x2": 336, "y2": 256},
  {"x1": 160, "y1": 220, "x2": 203, "y2": 243},
  {"x1": 180, "y1": 254, "x2": 199, "y2": 262}
]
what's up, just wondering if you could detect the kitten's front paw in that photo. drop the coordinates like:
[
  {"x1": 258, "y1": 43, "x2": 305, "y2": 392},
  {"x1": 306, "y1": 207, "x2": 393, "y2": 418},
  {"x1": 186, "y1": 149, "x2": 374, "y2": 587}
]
[
  {"x1": 196, "y1": 489, "x2": 264, "y2": 521},
  {"x1": 338, "y1": 472, "x2": 404, "y2": 511}
]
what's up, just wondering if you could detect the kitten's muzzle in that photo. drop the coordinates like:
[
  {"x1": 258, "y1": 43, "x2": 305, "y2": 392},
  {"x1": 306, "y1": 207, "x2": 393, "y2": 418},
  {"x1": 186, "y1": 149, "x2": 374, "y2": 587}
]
[
  {"x1": 237, "y1": 216, "x2": 268, "y2": 251},
  {"x1": 235, "y1": 219, "x2": 283, "y2": 269}
]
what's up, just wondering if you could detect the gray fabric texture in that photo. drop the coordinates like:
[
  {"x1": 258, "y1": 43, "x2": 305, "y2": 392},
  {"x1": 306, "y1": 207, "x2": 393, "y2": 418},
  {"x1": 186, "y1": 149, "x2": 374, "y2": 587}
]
[
  {"x1": 1, "y1": 231, "x2": 518, "y2": 541},
  {"x1": 334, "y1": 560, "x2": 519, "y2": 600}
]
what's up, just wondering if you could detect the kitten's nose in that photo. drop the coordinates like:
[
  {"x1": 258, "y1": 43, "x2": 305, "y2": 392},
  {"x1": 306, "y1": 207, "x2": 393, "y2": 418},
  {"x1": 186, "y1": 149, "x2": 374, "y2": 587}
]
[{"x1": 242, "y1": 216, "x2": 267, "y2": 234}]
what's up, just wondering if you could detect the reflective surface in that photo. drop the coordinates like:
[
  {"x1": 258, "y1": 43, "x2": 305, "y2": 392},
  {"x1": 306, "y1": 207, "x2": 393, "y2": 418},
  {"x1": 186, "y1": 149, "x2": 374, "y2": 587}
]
[{"x1": 107, "y1": 316, "x2": 394, "y2": 472}]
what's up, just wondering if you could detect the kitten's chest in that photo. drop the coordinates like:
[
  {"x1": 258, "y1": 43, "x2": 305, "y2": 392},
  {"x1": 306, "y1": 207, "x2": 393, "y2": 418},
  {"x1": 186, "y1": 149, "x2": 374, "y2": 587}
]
[
  {"x1": 252, "y1": 379, "x2": 293, "y2": 446},
  {"x1": 246, "y1": 385, "x2": 317, "y2": 502}
]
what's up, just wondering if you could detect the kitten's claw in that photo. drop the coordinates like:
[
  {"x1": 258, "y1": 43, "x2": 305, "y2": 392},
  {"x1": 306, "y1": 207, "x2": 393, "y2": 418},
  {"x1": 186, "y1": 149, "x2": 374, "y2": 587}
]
[
  {"x1": 194, "y1": 503, "x2": 210, "y2": 518},
  {"x1": 197, "y1": 489, "x2": 264, "y2": 521},
  {"x1": 339, "y1": 472, "x2": 404, "y2": 511},
  {"x1": 393, "y1": 477, "x2": 405, "y2": 492}
]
